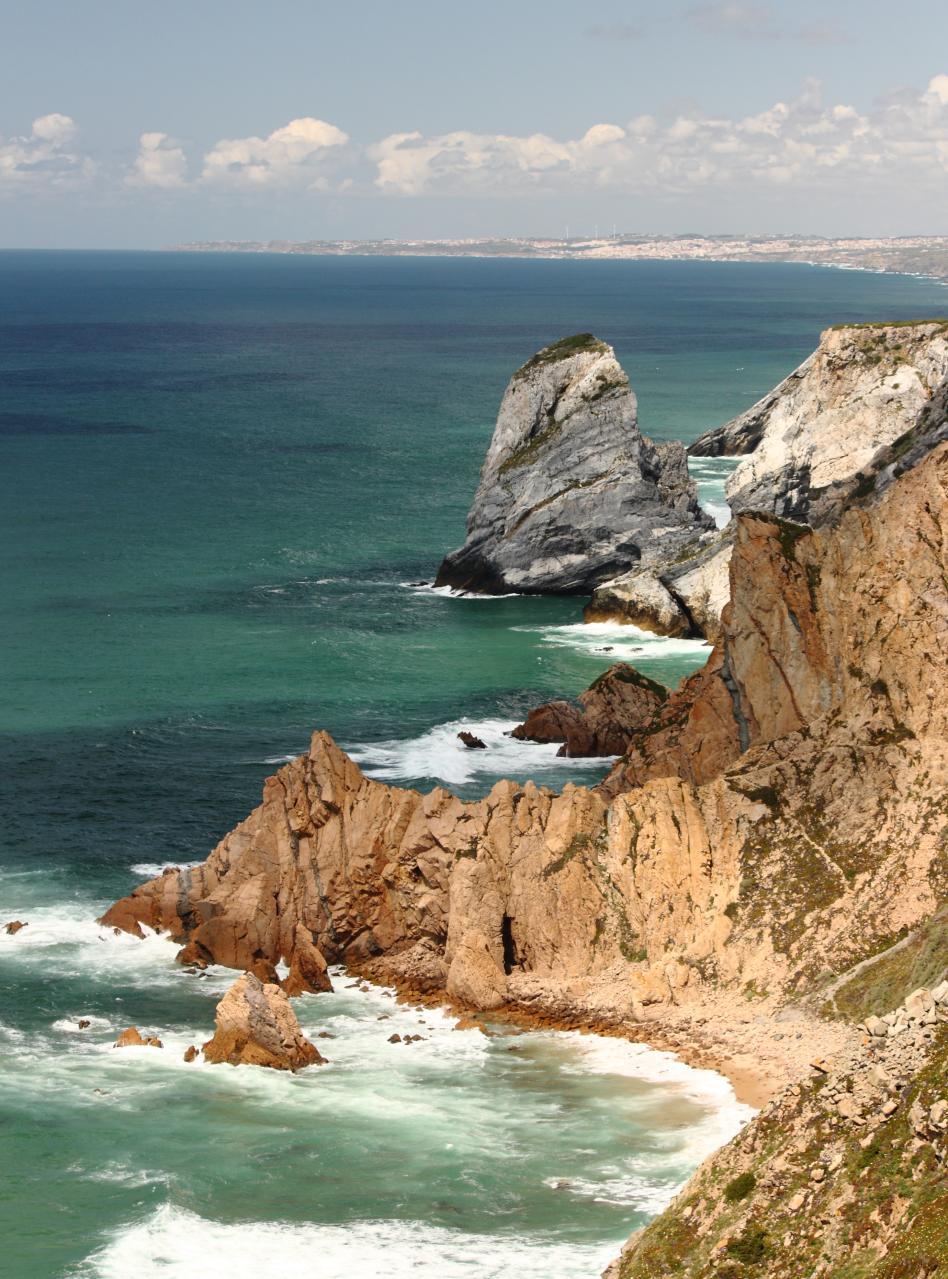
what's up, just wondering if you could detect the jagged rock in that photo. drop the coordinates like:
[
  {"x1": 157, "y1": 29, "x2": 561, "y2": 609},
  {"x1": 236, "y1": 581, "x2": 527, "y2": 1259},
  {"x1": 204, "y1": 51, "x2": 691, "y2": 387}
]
[
  {"x1": 435, "y1": 334, "x2": 713, "y2": 595},
  {"x1": 183, "y1": 1045, "x2": 199, "y2": 1062},
  {"x1": 4, "y1": 920, "x2": 27, "y2": 935},
  {"x1": 282, "y1": 924, "x2": 333, "y2": 997},
  {"x1": 77, "y1": 1019, "x2": 90, "y2": 1030},
  {"x1": 698, "y1": 322, "x2": 948, "y2": 520},
  {"x1": 203, "y1": 973, "x2": 325, "y2": 1071},
  {"x1": 114, "y1": 1027, "x2": 160, "y2": 1048},
  {"x1": 100, "y1": 441, "x2": 948, "y2": 1025},
  {"x1": 583, "y1": 569, "x2": 693, "y2": 636},
  {"x1": 457, "y1": 731, "x2": 487, "y2": 750},
  {"x1": 511, "y1": 662, "x2": 667, "y2": 757}
]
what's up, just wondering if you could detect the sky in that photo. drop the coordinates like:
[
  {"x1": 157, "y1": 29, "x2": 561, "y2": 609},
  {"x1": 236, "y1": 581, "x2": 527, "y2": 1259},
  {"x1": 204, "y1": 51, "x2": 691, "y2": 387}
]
[{"x1": 2, "y1": 0, "x2": 948, "y2": 247}]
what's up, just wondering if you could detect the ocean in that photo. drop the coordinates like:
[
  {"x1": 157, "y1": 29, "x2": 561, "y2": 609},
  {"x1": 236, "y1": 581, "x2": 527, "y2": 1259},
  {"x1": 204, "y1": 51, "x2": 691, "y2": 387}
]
[{"x1": 1, "y1": 252, "x2": 945, "y2": 1277}]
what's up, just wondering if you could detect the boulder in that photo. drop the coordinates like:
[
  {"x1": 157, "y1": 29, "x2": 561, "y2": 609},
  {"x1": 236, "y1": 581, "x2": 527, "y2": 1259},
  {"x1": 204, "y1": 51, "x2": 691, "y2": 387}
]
[
  {"x1": 183, "y1": 1045, "x2": 199, "y2": 1063},
  {"x1": 4, "y1": 920, "x2": 27, "y2": 935},
  {"x1": 203, "y1": 973, "x2": 325, "y2": 1071},
  {"x1": 457, "y1": 731, "x2": 487, "y2": 750},
  {"x1": 512, "y1": 662, "x2": 667, "y2": 757},
  {"x1": 435, "y1": 334, "x2": 713, "y2": 595},
  {"x1": 282, "y1": 924, "x2": 333, "y2": 997},
  {"x1": 114, "y1": 1027, "x2": 161, "y2": 1048}
]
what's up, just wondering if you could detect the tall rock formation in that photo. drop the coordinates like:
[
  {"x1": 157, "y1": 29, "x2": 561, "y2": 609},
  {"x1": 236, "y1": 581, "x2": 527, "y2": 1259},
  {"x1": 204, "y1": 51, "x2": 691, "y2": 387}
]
[
  {"x1": 203, "y1": 973, "x2": 325, "y2": 1070},
  {"x1": 434, "y1": 334, "x2": 714, "y2": 595},
  {"x1": 592, "y1": 321, "x2": 948, "y2": 637}
]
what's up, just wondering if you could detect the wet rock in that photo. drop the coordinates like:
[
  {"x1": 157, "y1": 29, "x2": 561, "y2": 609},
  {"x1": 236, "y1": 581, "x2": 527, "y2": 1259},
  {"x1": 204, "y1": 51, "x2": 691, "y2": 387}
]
[
  {"x1": 183, "y1": 1045, "x2": 199, "y2": 1063},
  {"x1": 457, "y1": 731, "x2": 487, "y2": 750},
  {"x1": 203, "y1": 973, "x2": 325, "y2": 1071},
  {"x1": 511, "y1": 663, "x2": 667, "y2": 758},
  {"x1": 282, "y1": 924, "x2": 333, "y2": 997},
  {"x1": 388, "y1": 1033, "x2": 402, "y2": 1043},
  {"x1": 77, "y1": 1019, "x2": 91, "y2": 1030},
  {"x1": 4, "y1": 920, "x2": 27, "y2": 935}
]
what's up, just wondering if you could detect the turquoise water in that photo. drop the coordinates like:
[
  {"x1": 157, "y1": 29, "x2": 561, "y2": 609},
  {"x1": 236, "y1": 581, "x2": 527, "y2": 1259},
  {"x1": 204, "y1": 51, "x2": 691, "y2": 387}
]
[{"x1": 2, "y1": 253, "x2": 946, "y2": 1277}]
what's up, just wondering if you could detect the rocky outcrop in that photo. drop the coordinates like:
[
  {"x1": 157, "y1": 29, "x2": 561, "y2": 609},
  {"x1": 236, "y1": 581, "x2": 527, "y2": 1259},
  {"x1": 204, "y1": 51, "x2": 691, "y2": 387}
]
[
  {"x1": 611, "y1": 1009, "x2": 947, "y2": 1279},
  {"x1": 101, "y1": 441, "x2": 948, "y2": 1018},
  {"x1": 203, "y1": 973, "x2": 325, "y2": 1070},
  {"x1": 694, "y1": 320, "x2": 948, "y2": 520},
  {"x1": 435, "y1": 334, "x2": 714, "y2": 595},
  {"x1": 592, "y1": 323, "x2": 948, "y2": 638},
  {"x1": 114, "y1": 1027, "x2": 162, "y2": 1048},
  {"x1": 511, "y1": 662, "x2": 667, "y2": 757},
  {"x1": 281, "y1": 924, "x2": 333, "y2": 997},
  {"x1": 4, "y1": 920, "x2": 27, "y2": 935}
]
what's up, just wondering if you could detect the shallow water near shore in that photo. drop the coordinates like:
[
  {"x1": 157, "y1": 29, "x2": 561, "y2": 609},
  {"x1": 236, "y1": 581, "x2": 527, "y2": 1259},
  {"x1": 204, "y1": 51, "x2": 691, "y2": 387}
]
[{"x1": 2, "y1": 253, "x2": 946, "y2": 1275}]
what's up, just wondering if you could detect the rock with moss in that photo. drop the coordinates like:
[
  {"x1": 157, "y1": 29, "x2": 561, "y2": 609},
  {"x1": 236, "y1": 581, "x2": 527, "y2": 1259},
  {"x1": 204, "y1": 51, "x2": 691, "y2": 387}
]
[{"x1": 434, "y1": 334, "x2": 713, "y2": 595}]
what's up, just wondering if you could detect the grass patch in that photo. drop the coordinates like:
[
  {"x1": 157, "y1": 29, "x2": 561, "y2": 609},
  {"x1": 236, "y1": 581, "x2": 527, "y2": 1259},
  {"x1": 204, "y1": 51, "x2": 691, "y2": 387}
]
[
  {"x1": 512, "y1": 333, "x2": 608, "y2": 379},
  {"x1": 831, "y1": 905, "x2": 948, "y2": 1021},
  {"x1": 723, "y1": 1172, "x2": 757, "y2": 1203}
]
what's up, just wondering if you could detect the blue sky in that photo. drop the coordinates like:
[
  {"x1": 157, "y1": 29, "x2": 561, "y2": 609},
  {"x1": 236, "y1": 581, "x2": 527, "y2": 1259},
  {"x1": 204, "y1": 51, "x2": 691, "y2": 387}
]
[{"x1": 2, "y1": 0, "x2": 948, "y2": 246}]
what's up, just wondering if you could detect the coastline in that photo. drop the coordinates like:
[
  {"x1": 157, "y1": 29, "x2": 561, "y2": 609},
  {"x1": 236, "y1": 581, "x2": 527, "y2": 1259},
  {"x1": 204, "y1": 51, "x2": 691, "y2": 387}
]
[{"x1": 354, "y1": 962, "x2": 860, "y2": 1111}]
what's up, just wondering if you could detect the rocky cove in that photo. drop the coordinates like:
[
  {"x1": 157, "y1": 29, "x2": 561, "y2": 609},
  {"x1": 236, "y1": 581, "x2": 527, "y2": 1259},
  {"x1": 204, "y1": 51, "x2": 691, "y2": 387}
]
[{"x1": 67, "y1": 320, "x2": 947, "y2": 1276}]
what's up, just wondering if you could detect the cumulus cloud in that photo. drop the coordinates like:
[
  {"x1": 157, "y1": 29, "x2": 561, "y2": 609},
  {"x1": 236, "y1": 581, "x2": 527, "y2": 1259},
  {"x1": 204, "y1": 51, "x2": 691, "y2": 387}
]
[
  {"x1": 200, "y1": 116, "x2": 350, "y2": 188},
  {"x1": 369, "y1": 75, "x2": 948, "y2": 199},
  {"x1": 128, "y1": 132, "x2": 188, "y2": 188},
  {"x1": 0, "y1": 114, "x2": 93, "y2": 191}
]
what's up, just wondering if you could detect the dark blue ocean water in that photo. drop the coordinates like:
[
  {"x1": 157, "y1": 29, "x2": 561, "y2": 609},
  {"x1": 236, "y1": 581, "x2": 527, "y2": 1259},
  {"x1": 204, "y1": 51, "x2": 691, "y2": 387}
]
[{"x1": 1, "y1": 252, "x2": 945, "y2": 1277}]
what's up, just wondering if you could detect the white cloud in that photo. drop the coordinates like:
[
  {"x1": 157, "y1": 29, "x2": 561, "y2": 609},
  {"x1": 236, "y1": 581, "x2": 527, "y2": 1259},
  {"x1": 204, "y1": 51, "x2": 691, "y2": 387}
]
[
  {"x1": 201, "y1": 116, "x2": 350, "y2": 188},
  {"x1": 0, "y1": 114, "x2": 93, "y2": 192},
  {"x1": 129, "y1": 132, "x2": 187, "y2": 188},
  {"x1": 369, "y1": 77, "x2": 948, "y2": 199}
]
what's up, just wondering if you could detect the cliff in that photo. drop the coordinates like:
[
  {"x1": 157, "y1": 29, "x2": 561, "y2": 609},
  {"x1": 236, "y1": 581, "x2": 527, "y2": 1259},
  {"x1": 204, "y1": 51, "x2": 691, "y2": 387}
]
[
  {"x1": 591, "y1": 321, "x2": 948, "y2": 638},
  {"x1": 693, "y1": 320, "x2": 948, "y2": 519},
  {"x1": 611, "y1": 1009, "x2": 947, "y2": 1279},
  {"x1": 434, "y1": 334, "x2": 713, "y2": 594},
  {"x1": 101, "y1": 441, "x2": 948, "y2": 1022}
]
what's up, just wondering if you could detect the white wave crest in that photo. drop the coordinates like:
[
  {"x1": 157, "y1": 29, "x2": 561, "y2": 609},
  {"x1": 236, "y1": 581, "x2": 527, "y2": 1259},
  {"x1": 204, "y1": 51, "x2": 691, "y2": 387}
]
[
  {"x1": 512, "y1": 620, "x2": 711, "y2": 663},
  {"x1": 75, "y1": 1205, "x2": 620, "y2": 1279},
  {"x1": 347, "y1": 718, "x2": 612, "y2": 786}
]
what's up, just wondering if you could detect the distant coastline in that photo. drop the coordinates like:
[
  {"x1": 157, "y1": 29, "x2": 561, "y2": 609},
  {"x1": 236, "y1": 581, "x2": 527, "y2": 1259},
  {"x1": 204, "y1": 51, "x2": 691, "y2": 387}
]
[{"x1": 165, "y1": 233, "x2": 948, "y2": 283}]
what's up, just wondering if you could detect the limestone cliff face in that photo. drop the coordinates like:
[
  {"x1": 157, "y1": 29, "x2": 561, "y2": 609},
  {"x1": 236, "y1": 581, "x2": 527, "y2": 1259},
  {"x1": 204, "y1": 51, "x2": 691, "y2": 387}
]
[
  {"x1": 697, "y1": 320, "x2": 948, "y2": 519},
  {"x1": 434, "y1": 334, "x2": 713, "y2": 595},
  {"x1": 593, "y1": 322, "x2": 948, "y2": 637},
  {"x1": 101, "y1": 444, "x2": 948, "y2": 1018}
]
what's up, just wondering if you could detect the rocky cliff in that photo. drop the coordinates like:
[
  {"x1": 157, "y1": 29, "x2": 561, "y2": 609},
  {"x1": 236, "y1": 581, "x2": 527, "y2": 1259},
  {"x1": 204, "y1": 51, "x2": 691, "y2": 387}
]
[
  {"x1": 102, "y1": 440, "x2": 948, "y2": 1025},
  {"x1": 590, "y1": 322, "x2": 948, "y2": 638},
  {"x1": 611, "y1": 1003, "x2": 947, "y2": 1279},
  {"x1": 693, "y1": 320, "x2": 948, "y2": 519},
  {"x1": 434, "y1": 334, "x2": 714, "y2": 594}
]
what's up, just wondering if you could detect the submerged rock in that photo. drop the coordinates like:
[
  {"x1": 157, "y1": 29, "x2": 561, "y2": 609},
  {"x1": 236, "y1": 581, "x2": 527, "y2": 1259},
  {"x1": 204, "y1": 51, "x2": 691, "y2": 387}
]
[
  {"x1": 203, "y1": 973, "x2": 325, "y2": 1071},
  {"x1": 435, "y1": 334, "x2": 713, "y2": 595},
  {"x1": 114, "y1": 1027, "x2": 162, "y2": 1049},
  {"x1": 511, "y1": 662, "x2": 667, "y2": 757}
]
